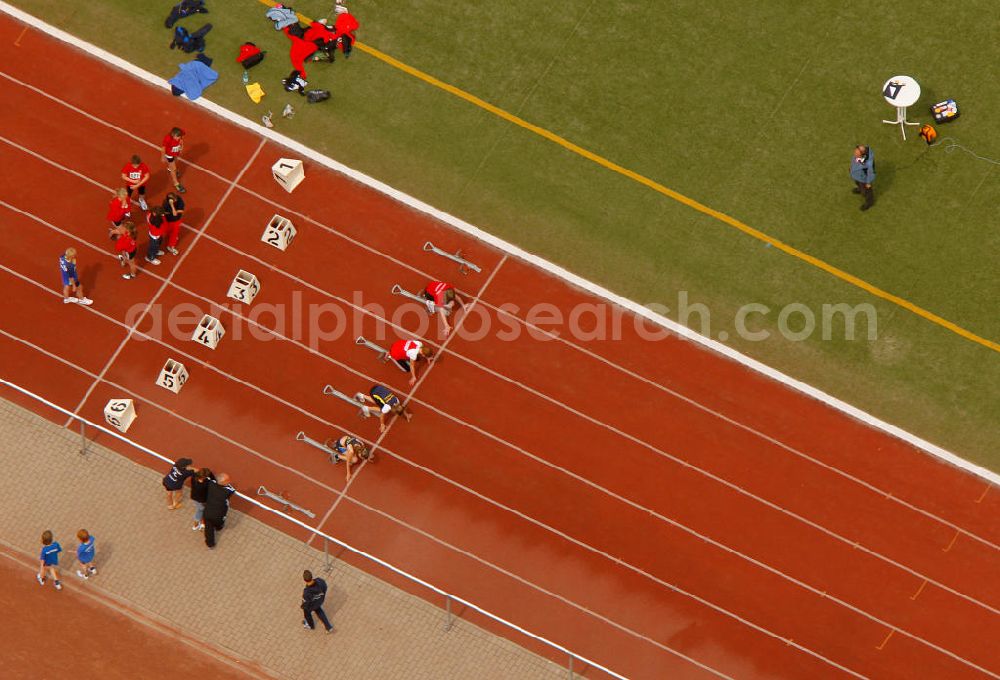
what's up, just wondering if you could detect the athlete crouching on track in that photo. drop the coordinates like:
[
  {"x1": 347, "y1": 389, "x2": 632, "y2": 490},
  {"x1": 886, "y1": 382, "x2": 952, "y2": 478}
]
[
  {"x1": 357, "y1": 384, "x2": 413, "y2": 433},
  {"x1": 388, "y1": 338, "x2": 434, "y2": 386},
  {"x1": 324, "y1": 435, "x2": 371, "y2": 482},
  {"x1": 422, "y1": 280, "x2": 467, "y2": 336}
]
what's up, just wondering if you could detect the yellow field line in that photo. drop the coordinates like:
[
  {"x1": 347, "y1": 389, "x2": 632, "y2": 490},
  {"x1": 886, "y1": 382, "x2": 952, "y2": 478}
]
[{"x1": 257, "y1": 0, "x2": 999, "y2": 354}]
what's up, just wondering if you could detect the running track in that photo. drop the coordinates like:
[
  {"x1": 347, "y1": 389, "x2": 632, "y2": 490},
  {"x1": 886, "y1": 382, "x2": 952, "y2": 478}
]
[{"x1": 0, "y1": 13, "x2": 998, "y2": 680}]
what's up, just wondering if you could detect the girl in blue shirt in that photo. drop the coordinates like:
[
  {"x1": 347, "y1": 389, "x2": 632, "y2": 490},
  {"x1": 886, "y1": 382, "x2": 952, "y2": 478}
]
[
  {"x1": 59, "y1": 248, "x2": 93, "y2": 306},
  {"x1": 37, "y1": 530, "x2": 63, "y2": 590}
]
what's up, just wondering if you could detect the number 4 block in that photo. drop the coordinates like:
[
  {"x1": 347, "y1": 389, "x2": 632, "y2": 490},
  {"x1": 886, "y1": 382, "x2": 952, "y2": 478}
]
[
  {"x1": 156, "y1": 359, "x2": 189, "y2": 393},
  {"x1": 192, "y1": 315, "x2": 225, "y2": 350},
  {"x1": 262, "y1": 214, "x2": 296, "y2": 251},
  {"x1": 227, "y1": 270, "x2": 260, "y2": 305},
  {"x1": 104, "y1": 398, "x2": 137, "y2": 433}
]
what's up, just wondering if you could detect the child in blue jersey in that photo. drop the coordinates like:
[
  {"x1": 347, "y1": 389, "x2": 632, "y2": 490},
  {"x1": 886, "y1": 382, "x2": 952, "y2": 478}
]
[
  {"x1": 323, "y1": 435, "x2": 371, "y2": 482},
  {"x1": 59, "y1": 248, "x2": 93, "y2": 306},
  {"x1": 75, "y1": 529, "x2": 98, "y2": 580},
  {"x1": 37, "y1": 530, "x2": 63, "y2": 590},
  {"x1": 358, "y1": 384, "x2": 413, "y2": 433}
]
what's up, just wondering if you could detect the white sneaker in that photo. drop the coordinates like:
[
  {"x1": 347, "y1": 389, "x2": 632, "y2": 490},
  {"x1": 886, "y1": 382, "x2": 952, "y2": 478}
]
[
  {"x1": 122, "y1": 273, "x2": 135, "y2": 280},
  {"x1": 76, "y1": 569, "x2": 89, "y2": 580},
  {"x1": 78, "y1": 298, "x2": 93, "y2": 306},
  {"x1": 36, "y1": 574, "x2": 45, "y2": 586},
  {"x1": 54, "y1": 581, "x2": 62, "y2": 591},
  {"x1": 146, "y1": 258, "x2": 161, "y2": 266},
  {"x1": 138, "y1": 198, "x2": 148, "y2": 211},
  {"x1": 166, "y1": 247, "x2": 179, "y2": 255},
  {"x1": 88, "y1": 566, "x2": 98, "y2": 576},
  {"x1": 63, "y1": 297, "x2": 77, "y2": 304}
]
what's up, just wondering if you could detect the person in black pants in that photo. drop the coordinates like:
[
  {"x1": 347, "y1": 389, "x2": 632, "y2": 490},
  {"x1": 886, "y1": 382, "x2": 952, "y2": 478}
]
[
  {"x1": 301, "y1": 570, "x2": 333, "y2": 633},
  {"x1": 203, "y1": 473, "x2": 235, "y2": 549}
]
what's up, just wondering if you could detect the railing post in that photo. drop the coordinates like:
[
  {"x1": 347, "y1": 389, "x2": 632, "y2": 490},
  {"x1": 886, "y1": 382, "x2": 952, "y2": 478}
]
[
  {"x1": 567, "y1": 654, "x2": 574, "y2": 679},
  {"x1": 323, "y1": 537, "x2": 332, "y2": 572},
  {"x1": 79, "y1": 420, "x2": 88, "y2": 456},
  {"x1": 444, "y1": 594, "x2": 453, "y2": 631}
]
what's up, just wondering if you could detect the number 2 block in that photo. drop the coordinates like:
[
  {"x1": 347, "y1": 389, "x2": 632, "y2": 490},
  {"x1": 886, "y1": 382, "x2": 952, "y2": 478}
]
[
  {"x1": 261, "y1": 215, "x2": 296, "y2": 251},
  {"x1": 156, "y1": 359, "x2": 189, "y2": 394},
  {"x1": 192, "y1": 314, "x2": 225, "y2": 350},
  {"x1": 227, "y1": 270, "x2": 260, "y2": 305},
  {"x1": 104, "y1": 398, "x2": 137, "y2": 433}
]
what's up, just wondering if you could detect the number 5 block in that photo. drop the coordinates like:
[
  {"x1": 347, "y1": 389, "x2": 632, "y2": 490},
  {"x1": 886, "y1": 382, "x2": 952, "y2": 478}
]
[
  {"x1": 156, "y1": 359, "x2": 189, "y2": 394},
  {"x1": 226, "y1": 270, "x2": 260, "y2": 305},
  {"x1": 261, "y1": 215, "x2": 296, "y2": 251},
  {"x1": 104, "y1": 398, "x2": 137, "y2": 433}
]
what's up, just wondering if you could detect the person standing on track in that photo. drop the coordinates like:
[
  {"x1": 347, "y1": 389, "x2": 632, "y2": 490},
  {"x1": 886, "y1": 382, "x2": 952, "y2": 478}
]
[
  {"x1": 121, "y1": 155, "x2": 151, "y2": 211},
  {"x1": 190, "y1": 467, "x2": 214, "y2": 532},
  {"x1": 106, "y1": 188, "x2": 131, "y2": 239},
  {"x1": 388, "y1": 338, "x2": 434, "y2": 386},
  {"x1": 357, "y1": 384, "x2": 412, "y2": 433},
  {"x1": 112, "y1": 221, "x2": 139, "y2": 280},
  {"x1": 59, "y1": 248, "x2": 93, "y2": 306},
  {"x1": 162, "y1": 192, "x2": 185, "y2": 256},
  {"x1": 422, "y1": 280, "x2": 467, "y2": 336},
  {"x1": 161, "y1": 127, "x2": 187, "y2": 193},
  {"x1": 323, "y1": 435, "x2": 370, "y2": 482},
  {"x1": 145, "y1": 207, "x2": 167, "y2": 266}
]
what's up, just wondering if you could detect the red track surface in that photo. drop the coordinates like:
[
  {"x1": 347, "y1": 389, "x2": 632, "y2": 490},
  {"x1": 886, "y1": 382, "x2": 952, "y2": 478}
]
[{"x1": 1, "y1": 14, "x2": 998, "y2": 679}]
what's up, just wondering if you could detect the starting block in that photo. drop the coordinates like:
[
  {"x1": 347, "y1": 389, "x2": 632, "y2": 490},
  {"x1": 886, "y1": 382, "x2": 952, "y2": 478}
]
[
  {"x1": 322, "y1": 385, "x2": 372, "y2": 419},
  {"x1": 295, "y1": 431, "x2": 339, "y2": 464},
  {"x1": 227, "y1": 270, "x2": 261, "y2": 304},
  {"x1": 271, "y1": 158, "x2": 305, "y2": 193},
  {"x1": 104, "y1": 398, "x2": 137, "y2": 433},
  {"x1": 392, "y1": 284, "x2": 449, "y2": 316},
  {"x1": 156, "y1": 359, "x2": 189, "y2": 394},
  {"x1": 423, "y1": 241, "x2": 481, "y2": 275},
  {"x1": 192, "y1": 315, "x2": 225, "y2": 350},
  {"x1": 261, "y1": 215, "x2": 296, "y2": 252},
  {"x1": 257, "y1": 485, "x2": 316, "y2": 519}
]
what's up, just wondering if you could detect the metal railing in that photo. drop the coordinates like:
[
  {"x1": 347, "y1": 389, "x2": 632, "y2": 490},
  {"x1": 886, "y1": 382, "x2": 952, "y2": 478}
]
[{"x1": 0, "y1": 379, "x2": 626, "y2": 680}]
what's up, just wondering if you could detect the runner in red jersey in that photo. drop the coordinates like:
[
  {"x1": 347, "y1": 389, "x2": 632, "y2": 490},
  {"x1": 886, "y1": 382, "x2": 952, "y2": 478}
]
[
  {"x1": 161, "y1": 127, "x2": 186, "y2": 193},
  {"x1": 120, "y1": 155, "x2": 151, "y2": 211},
  {"x1": 388, "y1": 339, "x2": 434, "y2": 386},
  {"x1": 106, "y1": 188, "x2": 131, "y2": 239},
  {"x1": 112, "y1": 221, "x2": 139, "y2": 280},
  {"x1": 422, "y1": 281, "x2": 467, "y2": 336}
]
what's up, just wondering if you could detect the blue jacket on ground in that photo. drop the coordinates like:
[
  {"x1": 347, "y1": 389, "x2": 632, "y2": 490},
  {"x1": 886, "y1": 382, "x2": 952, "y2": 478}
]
[{"x1": 168, "y1": 60, "x2": 218, "y2": 100}]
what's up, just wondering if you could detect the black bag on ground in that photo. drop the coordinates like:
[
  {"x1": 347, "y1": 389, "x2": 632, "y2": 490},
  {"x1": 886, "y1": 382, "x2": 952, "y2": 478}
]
[
  {"x1": 165, "y1": 0, "x2": 208, "y2": 29},
  {"x1": 170, "y1": 23, "x2": 213, "y2": 53},
  {"x1": 282, "y1": 69, "x2": 308, "y2": 94},
  {"x1": 305, "y1": 89, "x2": 331, "y2": 104}
]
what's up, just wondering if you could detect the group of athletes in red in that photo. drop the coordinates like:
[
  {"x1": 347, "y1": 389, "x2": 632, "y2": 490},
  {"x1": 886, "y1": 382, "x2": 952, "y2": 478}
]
[{"x1": 105, "y1": 127, "x2": 188, "y2": 279}]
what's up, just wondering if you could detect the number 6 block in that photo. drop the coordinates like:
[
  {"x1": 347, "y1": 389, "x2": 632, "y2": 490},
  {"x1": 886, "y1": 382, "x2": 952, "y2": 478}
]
[
  {"x1": 156, "y1": 359, "x2": 189, "y2": 394},
  {"x1": 226, "y1": 270, "x2": 260, "y2": 305},
  {"x1": 261, "y1": 214, "x2": 296, "y2": 251},
  {"x1": 104, "y1": 398, "x2": 137, "y2": 433},
  {"x1": 192, "y1": 314, "x2": 225, "y2": 350}
]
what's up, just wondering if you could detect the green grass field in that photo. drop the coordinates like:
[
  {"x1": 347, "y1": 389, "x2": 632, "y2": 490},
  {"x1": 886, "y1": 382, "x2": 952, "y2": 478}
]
[{"x1": 16, "y1": 0, "x2": 1000, "y2": 469}]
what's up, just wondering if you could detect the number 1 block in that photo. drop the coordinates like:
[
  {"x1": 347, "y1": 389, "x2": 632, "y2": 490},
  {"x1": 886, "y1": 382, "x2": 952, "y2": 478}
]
[
  {"x1": 226, "y1": 270, "x2": 260, "y2": 305},
  {"x1": 156, "y1": 359, "x2": 189, "y2": 393},
  {"x1": 104, "y1": 398, "x2": 137, "y2": 433},
  {"x1": 261, "y1": 215, "x2": 296, "y2": 251},
  {"x1": 192, "y1": 315, "x2": 225, "y2": 350}
]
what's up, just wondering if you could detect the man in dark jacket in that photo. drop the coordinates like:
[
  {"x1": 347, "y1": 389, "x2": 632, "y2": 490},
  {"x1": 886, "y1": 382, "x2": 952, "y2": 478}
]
[
  {"x1": 850, "y1": 144, "x2": 876, "y2": 211},
  {"x1": 301, "y1": 570, "x2": 333, "y2": 633},
  {"x1": 203, "y1": 473, "x2": 235, "y2": 548}
]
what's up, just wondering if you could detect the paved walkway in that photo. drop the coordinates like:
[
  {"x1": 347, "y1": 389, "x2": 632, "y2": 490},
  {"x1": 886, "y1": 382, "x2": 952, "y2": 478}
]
[{"x1": 0, "y1": 397, "x2": 565, "y2": 679}]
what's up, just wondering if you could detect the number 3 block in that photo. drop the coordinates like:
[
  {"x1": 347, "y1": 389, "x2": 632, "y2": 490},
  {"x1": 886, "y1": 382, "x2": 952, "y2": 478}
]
[
  {"x1": 156, "y1": 359, "x2": 189, "y2": 393},
  {"x1": 192, "y1": 314, "x2": 225, "y2": 350},
  {"x1": 261, "y1": 215, "x2": 296, "y2": 251},
  {"x1": 227, "y1": 270, "x2": 260, "y2": 305},
  {"x1": 104, "y1": 398, "x2": 137, "y2": 433}
]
